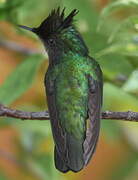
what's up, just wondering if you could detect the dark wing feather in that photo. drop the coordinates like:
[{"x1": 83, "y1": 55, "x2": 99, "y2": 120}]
[
  {"x1": 45, "y1": 71, "x2": 68, "y2": 172},
  {"x1": 83, "y1": 62, "x2": 103, "y2": 165}
]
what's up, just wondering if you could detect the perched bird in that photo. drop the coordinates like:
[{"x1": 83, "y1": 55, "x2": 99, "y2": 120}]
[{"x1": 19, "y1": 7, "x2": 103, "y2": 173}]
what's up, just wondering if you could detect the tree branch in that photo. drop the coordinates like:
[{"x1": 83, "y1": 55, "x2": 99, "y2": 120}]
[
  {"x1": 0, "y1": 104, "x2": 49, "y2": 120},
  {"x1": 102, "y1": 111, "x2": 138, "y2": 121},
  {"x1": 0, "y1": 104, "x2": 138, "y2": 122}
]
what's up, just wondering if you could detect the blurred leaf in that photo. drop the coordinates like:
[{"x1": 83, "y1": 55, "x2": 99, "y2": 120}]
[
  {"x1": 0, "y1": 0, "x2": 24, "y2": 22},
  {"x1": 97, "y1": 42, "x2": 138, "y2": 58},
  {"x1": 62, "y1": 0, "x2": 98, "y2": 31},
  {"x1": 97, "y1": 0, "x2": 138, "y2": 31},
  {"x1": 0, "y1": 55, "x2": 43, "y2": 105},
  {"x1": 99, "y1": 54, "x2": 133, "y2": 80},
  {"x1": 101, "y1": 0, "x2": 138, "y2": 17},
  {"x1": 108, "y1": 15, "x2": 138, "y2": 43},
  {"x1": 0, "y1": 0, "x2": 60, "y2": 25},
  {"x1": 123, "y1": 70, "x2": 138, "y2": 93},
  {"x1": 103, "y1": 83, "x2": 138, "y2": 111},
  {"x1": 15, "y1": 0, "x2": 57, "y2": 26}
]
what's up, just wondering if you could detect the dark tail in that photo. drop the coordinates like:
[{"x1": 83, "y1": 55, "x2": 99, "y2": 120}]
[
  {"x1": 54, "y1": 133, "x2": 84, "y2": 173},
  {"x1": 54, "y1": 147, "x2": 69, "y2": 173}
]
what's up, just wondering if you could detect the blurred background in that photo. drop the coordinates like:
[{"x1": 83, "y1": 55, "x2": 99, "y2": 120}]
[{"x1": 0, "y1": 0, "x2": 138, "y2": 179}]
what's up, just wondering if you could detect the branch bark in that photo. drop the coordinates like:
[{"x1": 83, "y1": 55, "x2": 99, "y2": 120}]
[
  {"x1": 0, "y1": 104, "x2": 138, "y2": 122},
  {"x1": 0, "y1": 104, "x2": 49, "y2": 120}
]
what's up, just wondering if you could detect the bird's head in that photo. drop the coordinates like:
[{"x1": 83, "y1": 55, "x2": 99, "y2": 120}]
[{"x1": 19, "y1": 8, "x2": 88, "y2": 59}]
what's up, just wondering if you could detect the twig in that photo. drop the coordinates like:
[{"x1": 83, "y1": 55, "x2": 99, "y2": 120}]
[
  {"x1": 0, "y1": 104, "x2": 138, "y2": 122},
  {"x1": 0, "y1": 104, "x2": 49, "y2": 120},
  {"x1": 102, "y1": 111, "x2": 138, "y2": 121}
]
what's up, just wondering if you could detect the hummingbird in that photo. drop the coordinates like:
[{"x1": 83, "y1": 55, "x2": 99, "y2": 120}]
[{"x1": 19, "y1": 7, "x2": 103, "y2": 173}]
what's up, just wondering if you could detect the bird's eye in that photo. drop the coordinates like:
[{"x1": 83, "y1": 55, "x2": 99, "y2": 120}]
[{"x1": 49, "y1": 38, "x2": 54, "y2": 44}]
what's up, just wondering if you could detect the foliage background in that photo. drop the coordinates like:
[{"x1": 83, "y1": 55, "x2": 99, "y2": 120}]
[{"x1": 0, "y1": 0, "x2": 138, "y2": 179}]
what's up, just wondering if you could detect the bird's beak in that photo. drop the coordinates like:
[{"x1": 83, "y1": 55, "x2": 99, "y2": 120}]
[{"x1": 18, "y1": 25, "x2": 34, "y2": 32}]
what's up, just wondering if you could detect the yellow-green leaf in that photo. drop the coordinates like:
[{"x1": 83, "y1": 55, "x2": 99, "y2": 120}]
[{"x1": 0, "y1": 55, "x2": 43, "y2": 105}]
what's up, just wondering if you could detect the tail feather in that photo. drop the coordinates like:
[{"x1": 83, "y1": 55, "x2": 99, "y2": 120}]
[
  {"x1": 54, "y1": 133, "x2": 85, "y2": 173},
  {"x1": 54, "y1": 147, "x2": 69, "y2": 173},
  {"x1": 66, "y1": 133, "x2": 84, "y2": 172}
]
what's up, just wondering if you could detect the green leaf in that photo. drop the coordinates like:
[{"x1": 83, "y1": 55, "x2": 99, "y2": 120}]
[
  {"x1": 0, "y1": 0, "x2": 23, "y2": 22},
  {"x1": 123, "y1": 70, "x2": 138, "y2": 93},
  {"x1": 103, "y1": 83, "x2": 138, "y2": 111},
  {"x1": 96, "y1": 42, "x2": 138, "y2": 58},
  {"x1": 0, "y1": 55, "x2": 43, "y2": 105},
  {"x1": 108, "y1": 15, "x2": 138, "y2": 43},
  {"x1": 99, "y1": 54, "x2": 133, "y2": 80},
  {"x1": 97, "y1": 0, "x2": 138, "y2": 31},
  {"x1": 0, "y1": 0, "x2": 60, "y2": 24},
  {"x1": 102, "y1": 0, "x2": 138, "y2": 17},
  {"x1": 62, "y1": 0, "x2": 98, "y2": 31}
]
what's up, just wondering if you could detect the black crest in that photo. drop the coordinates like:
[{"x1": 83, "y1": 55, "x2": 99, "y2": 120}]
[{"x1": 34, "y1": 7, "x2": 79, "y2": 37}]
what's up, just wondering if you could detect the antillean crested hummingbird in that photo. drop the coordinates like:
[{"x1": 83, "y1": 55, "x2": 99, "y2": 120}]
[{"x1": 19, "y1": 7, "x2": 103, "y2": 173}]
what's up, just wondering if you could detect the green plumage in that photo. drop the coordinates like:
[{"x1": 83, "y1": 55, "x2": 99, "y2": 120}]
[
  {"x1": 47, "y1": 53, "x2": 98, "y2": 139},
  {"x1": 19, "y1": 8, "x2": 103, "y2": 173}
]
